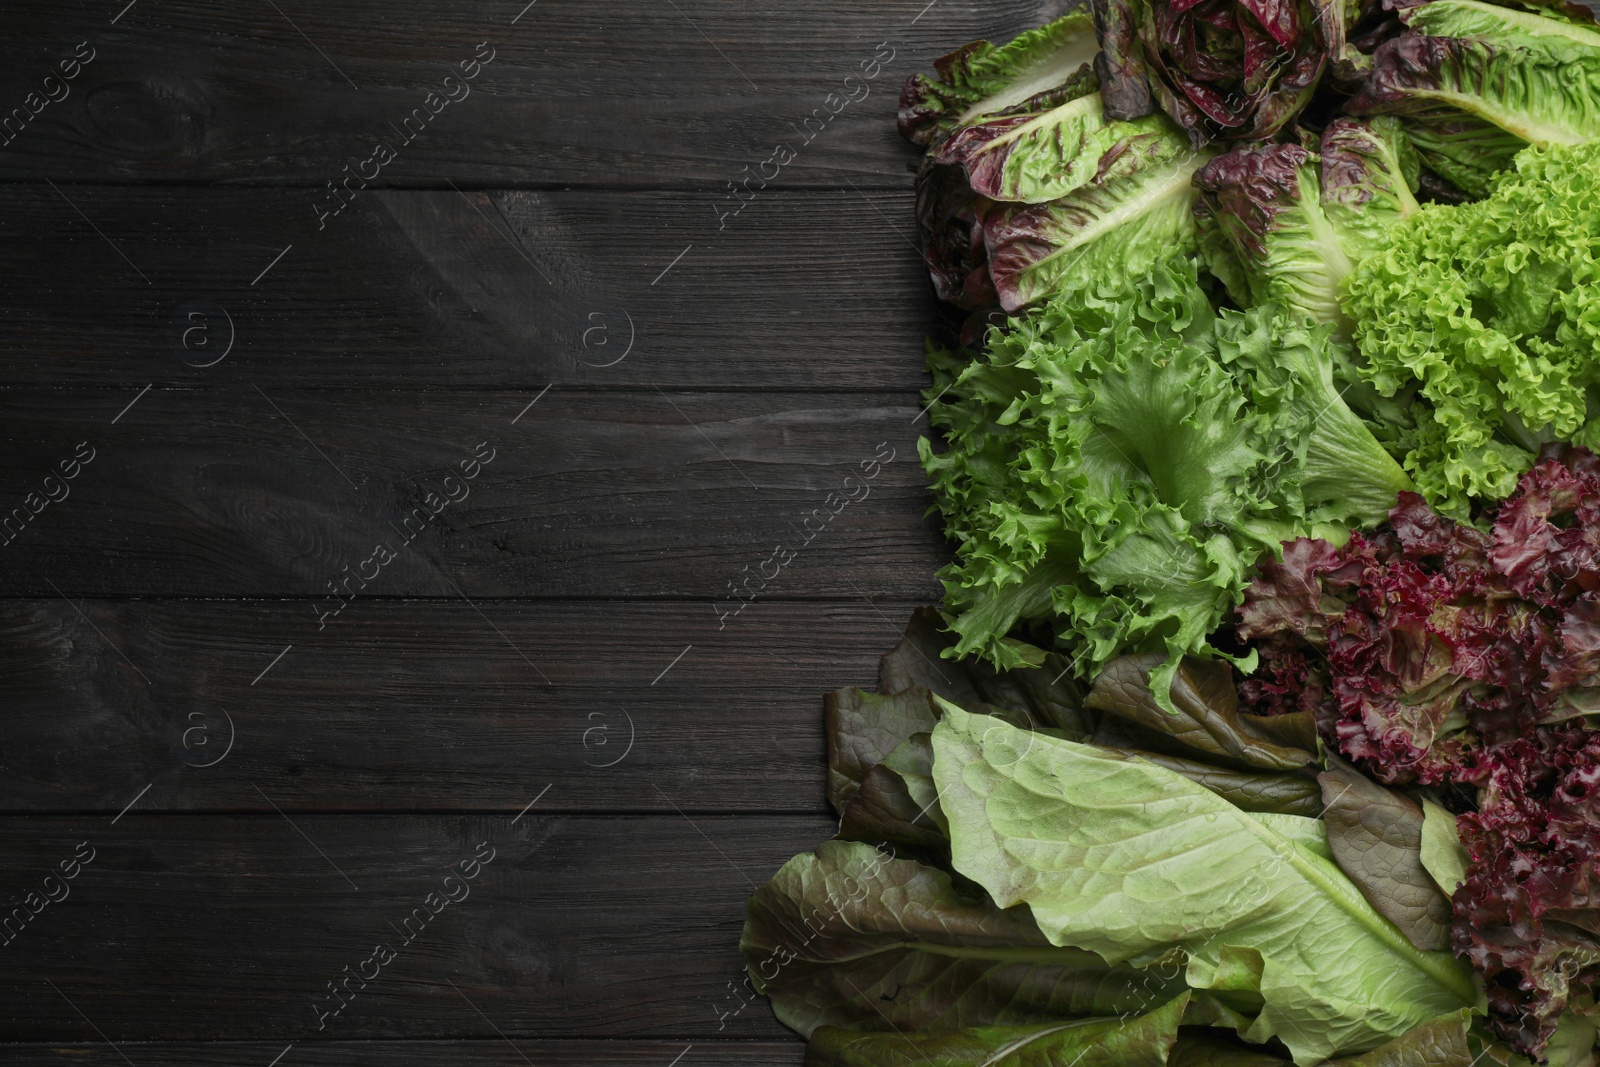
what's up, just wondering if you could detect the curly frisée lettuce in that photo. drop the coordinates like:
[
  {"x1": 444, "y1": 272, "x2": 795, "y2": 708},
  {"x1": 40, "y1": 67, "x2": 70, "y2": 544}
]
[
  {"x1": 1342, "y1": 141, "x2": 1600, "y2": 520},
  {"x1": 919, "y1": 255, "x2": 1409, "y2": 709}
]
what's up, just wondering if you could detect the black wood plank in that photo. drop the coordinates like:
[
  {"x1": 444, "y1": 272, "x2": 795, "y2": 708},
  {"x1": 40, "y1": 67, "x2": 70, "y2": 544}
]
[
  {"x1": 0, "y1": 1041, "x2": 802, "y2": 1066},
  {"x1": 0, "y1": 388, "x2": 945, "y2": 598},
  {"x1": 0, "y1": 599, "x2": 923, "y2": 813},
  {"x1": 0, "y1": 0, "x2": 1065, "y2": 187},
  {"x1": 0, "y1": 187, "x2": 936, "y2": 390},
  {"x1": 0, "y1": 814, "x2": 832, "y2": 1042}
]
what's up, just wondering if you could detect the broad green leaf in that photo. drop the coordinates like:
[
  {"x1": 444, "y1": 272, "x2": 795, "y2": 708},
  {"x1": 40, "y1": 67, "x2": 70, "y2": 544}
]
[
  {"x1": 804, "y1": 992, "x2": 1188, "y2": 1067},
  {"x1": 741, "y1": 840, "x2": 1186, "y2": 1037},
  {"x1": 1419, "y1": 799, "x2": 1470, "y2": 898},
  {"x1": 1332, "y1": 1009, "x2": 1473, "y2": 1065},
  {"x1": 931, "y1": 705, "x2": 1478, "y2": 1065}
]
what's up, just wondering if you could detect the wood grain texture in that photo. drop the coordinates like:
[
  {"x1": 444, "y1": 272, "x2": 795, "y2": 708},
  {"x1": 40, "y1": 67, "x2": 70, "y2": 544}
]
[
  {"x1": 0, "y1": 1041, "x2": 802, "y2": 1066},
  {"x1": 0, "y1": 599, "x2": 923, "y2": 813},
  {"x1": 0, "y1": 814, "x2": 832, "y2": 1042},
  {"x1": 0, "y1": 388, "x2": 947, "y2": 598},
  {"x1": 0, "y1": 186, "x2": 938, "y2": 389},
  {"x1": 0, "y1": 0, "x2": 1069, "y2": 186}
]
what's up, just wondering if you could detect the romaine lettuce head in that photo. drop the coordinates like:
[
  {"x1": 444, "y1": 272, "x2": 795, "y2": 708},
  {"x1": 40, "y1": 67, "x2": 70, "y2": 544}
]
[
  {"x1": 898, "y1": 13, "x2": 1100, "y2": 150},
  {"x1": 1088, "y1": 0, "x2": 1346, "y2": 148},
  {"x1": 1193, "y1": 118, "x2": 1419, "y2": 329},
  {"x1": 1347, "y1": 0, "x2": 1600, "y2": 196},
  {"x1": 982, "y1": 121, "x2": 1210, "y2": 310}
]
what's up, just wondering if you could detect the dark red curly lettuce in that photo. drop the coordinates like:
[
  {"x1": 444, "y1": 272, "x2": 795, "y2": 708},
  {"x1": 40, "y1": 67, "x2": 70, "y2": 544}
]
[
  {"x1": 1240, "y1": 444, "x2": 1600, "y2": 785},
  {"x1": 1237, "y1": 443, "x2": 1600, "y2": 1057},
  {"x1": 1455, "y1": 730, "x2": 1600, "y2": 1057}
]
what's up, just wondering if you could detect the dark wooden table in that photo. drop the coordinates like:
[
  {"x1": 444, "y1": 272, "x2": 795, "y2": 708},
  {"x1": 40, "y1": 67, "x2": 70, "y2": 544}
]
[{"x1": 0, "y1": 2, "x2": 1067, "y2": 1063}]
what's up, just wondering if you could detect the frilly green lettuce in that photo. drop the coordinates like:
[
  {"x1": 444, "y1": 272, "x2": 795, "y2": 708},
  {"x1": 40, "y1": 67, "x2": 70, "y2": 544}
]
[
  {"x1": 920, "y1": 255, "x2": 1409, "y2": 709},
  {"x1": 1342, "y1": 141, "x2": 1600, "y2": 520}
]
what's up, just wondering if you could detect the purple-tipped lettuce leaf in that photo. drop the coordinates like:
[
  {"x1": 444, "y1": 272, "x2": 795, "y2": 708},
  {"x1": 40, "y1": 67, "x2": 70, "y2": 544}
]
[{"x1": 898, "y1": 13, "x2": 1101, "y2": 150}]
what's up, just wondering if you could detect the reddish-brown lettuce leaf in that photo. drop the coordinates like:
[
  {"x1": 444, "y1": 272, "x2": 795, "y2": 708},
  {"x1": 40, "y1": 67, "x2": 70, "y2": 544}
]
[
  {"x1": 1318, "y1": 756, "x2": 1454, "y2": 952},
  {"x1": 1102, "y1": 0, "x2": 1344, "y2": 146},
  {"x1": 1087, "y1": 653, "x2": 1320, "y2": 772}
]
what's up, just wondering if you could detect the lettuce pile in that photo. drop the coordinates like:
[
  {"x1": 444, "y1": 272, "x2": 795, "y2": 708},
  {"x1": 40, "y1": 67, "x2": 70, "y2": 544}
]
[
  {"x1": 744, "y1": 614, "x2": 1485, "y2": 1065},
  {"x1": 739, "y1": 4, "x2": 1600, "y2": 1064}
]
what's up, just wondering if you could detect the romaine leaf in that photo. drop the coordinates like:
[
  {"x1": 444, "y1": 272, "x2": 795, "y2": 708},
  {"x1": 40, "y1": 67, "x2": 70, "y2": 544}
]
[
  {"x1": 914, "y1": 159, "x2": 999, "y2": 311},
  {"x1": 1317, "y1": 756, "x2": 1453, "y2": 952},
  {"x1": 1392, "y1": 114, "x2": 1525, "y2": 202},
  {"x1": 1091, "y1": 0, "x2": 1156, "y2": 120},
  {"x1": 1194, "y1": 119, "x2": 1421, "y2": 329},
  {"x1": 741, "y1": 839, "x2": 1188, "y2": 1037},
  {"x1": 1086, "y1": 654, "x2": 1319, "y2": 771},
  {"x1": 983, "y1": 127, "x2": 1209, "y2": 309},
  {"x1": 936, "y1": 102, "x2": 1174, "y2": 204},
  {"x1": 1321, "y1": 116, "x2": 1422, "y2": 256},
  {"x1": 1347, "y1": 18, "x2": 1600, "y2": 197},
  {"x1": 1419, "y1": 798, "x2": 1469, "y2": 897},
  {"x1": 931, "y1": 704, "x2": 1478, "y2": 1065},
  {"x1": 804, "y1": 993, "x2": 1189, "y2": 1067},
  {"x1": 1405, "y1": 0, "x2": 1600, "y2": 52},
  {"x1": 898, "y1": 14, "x2": 1100, "y2": 149}
]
